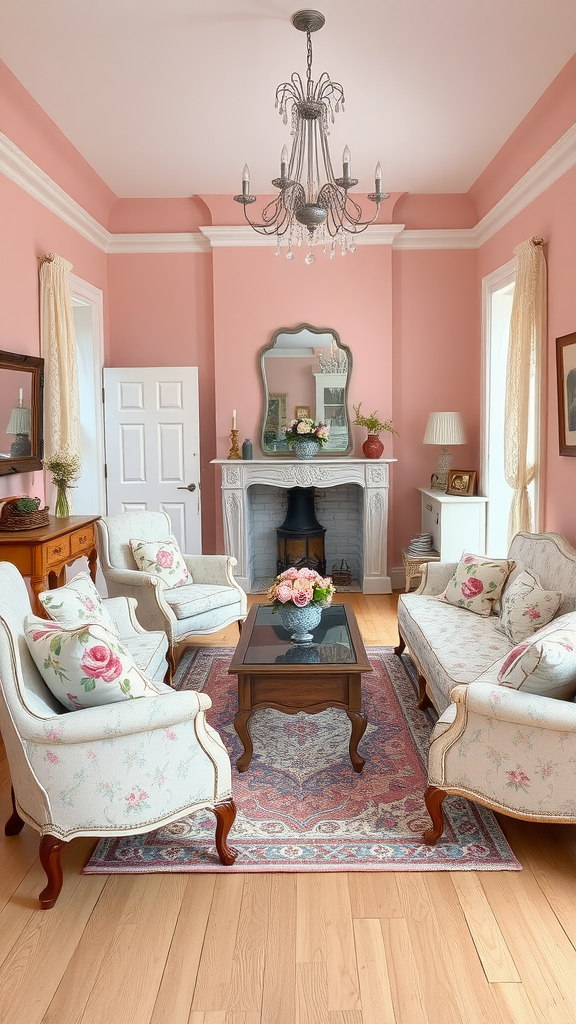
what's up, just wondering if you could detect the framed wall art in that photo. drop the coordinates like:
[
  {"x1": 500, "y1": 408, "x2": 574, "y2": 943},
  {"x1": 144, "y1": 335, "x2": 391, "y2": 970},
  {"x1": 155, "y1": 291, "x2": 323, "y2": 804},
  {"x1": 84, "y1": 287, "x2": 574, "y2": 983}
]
[
  {"x1": 556, "y1": 332, "x2": 576, "y2": 456},
  {"x1": 295, "y1": 405, "x2": 310, "y2": 420}
]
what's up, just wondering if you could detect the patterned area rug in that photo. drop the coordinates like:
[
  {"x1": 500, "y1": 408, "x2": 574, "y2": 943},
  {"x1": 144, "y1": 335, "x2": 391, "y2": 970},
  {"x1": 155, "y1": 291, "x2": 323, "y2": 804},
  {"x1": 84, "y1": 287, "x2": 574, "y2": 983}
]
[{"x1": 84, "y1": 646, "x2": 520, "y2": 873}]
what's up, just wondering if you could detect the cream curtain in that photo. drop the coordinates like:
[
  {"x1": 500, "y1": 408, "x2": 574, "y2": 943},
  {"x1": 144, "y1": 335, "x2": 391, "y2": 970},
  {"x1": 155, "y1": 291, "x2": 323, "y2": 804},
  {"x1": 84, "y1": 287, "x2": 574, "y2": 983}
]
[
  {"x1": 39, "y1": 253, "x2": 82, "y2": 502},
  {"x1": 504, "y1": 237, "x2": 546, "y2": 546}
]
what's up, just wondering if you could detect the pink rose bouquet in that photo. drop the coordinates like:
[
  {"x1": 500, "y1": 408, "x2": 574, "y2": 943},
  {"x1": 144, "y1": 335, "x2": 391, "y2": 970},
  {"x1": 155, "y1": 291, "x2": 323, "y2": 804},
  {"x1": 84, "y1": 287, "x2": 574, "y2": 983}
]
[
  {"x1": 284, "y1": 417, "x2": 330, "y2": 449},
  {"x1": 268, "y1": 567, "x2": 335, "y2": 611}
]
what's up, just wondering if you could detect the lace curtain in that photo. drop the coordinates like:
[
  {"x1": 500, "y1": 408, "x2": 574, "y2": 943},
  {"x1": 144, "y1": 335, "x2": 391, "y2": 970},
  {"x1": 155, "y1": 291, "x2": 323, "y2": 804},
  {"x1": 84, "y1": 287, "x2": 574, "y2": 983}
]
[
  {"x1": 504, "y1": 237, "x2": 546, "y2": 546},
  {"x1": 39, "y1": 253, "x2": 82, "y2": 504}
]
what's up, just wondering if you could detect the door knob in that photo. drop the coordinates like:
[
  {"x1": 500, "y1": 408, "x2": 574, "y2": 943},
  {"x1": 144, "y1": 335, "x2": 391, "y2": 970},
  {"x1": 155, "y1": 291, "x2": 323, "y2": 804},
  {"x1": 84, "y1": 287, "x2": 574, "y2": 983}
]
[{"x1": 177, "y1": 483, "x2": 196, "y2": 491}]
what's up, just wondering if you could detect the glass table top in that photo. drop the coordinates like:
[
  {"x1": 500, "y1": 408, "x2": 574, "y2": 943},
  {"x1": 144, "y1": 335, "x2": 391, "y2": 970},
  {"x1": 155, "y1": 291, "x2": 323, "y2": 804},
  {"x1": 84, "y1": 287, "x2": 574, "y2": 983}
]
[{"x1": 242, "y1": 604, "x2": 357, "y2": 666}]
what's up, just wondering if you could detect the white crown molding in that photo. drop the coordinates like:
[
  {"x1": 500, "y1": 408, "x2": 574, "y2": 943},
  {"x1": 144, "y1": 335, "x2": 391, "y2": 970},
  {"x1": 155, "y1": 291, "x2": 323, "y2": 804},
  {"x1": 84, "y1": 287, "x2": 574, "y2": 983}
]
[
  {"x1": 199, "y1": 225, "x2": 271, "y2": 247},
  {"x1": 2, "y1": 119, "x2": 576, "y2": 253},
  {"x1": 474, "y1": 121, "x2": 576, "y2": 246},
  {"x1": 107, "y1": 232, "x2": 210, "y2": 253},
  {"x1": 394, "y1": 228, "x2": 477, "y2": 249},
  {"x1": 354, "y1": 224, "x2": 405, "y2": 245},
  {"x1": 200, "y1": 223, "x2": 405, "y2": 248},
  {"x1": 0, "y1": 131, "x2": 109, "y2": 251}
]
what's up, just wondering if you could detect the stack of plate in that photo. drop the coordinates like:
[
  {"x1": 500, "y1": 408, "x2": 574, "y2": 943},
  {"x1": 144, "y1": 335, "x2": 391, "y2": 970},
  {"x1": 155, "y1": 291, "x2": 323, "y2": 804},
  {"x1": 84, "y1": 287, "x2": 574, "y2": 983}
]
[{"x1": 406, "y1": 533, "x2": 435, "y2": 556}]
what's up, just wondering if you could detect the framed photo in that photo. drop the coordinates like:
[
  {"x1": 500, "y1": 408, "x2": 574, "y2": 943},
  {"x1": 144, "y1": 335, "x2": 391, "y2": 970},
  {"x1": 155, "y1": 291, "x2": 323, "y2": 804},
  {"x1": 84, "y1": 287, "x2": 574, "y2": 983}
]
[
  {"x1": 295, "y1": 405, "x2": 310, "y2": 420},
  {"x1": 556, "y1": 332, "x2": 576, "y2": 456},
  {"x1": 446, "y1": 470, "x2": 477, "y2": 496}
]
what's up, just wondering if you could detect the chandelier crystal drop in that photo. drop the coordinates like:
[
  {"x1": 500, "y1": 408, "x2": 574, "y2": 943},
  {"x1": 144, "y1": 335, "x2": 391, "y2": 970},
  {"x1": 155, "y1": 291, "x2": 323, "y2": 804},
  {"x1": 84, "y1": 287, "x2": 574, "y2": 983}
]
[{"x1": 234, "y1": 9, "x2": 389, "y2": 261}]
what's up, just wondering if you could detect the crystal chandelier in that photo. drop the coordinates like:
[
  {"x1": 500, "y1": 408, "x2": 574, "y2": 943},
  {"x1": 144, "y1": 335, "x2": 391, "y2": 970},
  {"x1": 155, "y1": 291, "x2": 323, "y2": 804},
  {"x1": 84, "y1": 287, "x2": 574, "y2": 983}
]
[{"x1": 234, "y1": 9, "x2": 389, "y2": 263}]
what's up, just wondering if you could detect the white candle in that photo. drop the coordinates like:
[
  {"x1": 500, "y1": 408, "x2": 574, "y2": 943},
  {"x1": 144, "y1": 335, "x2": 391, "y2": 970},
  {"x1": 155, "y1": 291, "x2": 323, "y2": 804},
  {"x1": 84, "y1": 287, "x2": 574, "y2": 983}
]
[
  {"x1": 232, "y1": 409, "x2": 237, "y2": 430},
  {"x1": 18, "y1": 388, "x2": 23, "y2": 406}
]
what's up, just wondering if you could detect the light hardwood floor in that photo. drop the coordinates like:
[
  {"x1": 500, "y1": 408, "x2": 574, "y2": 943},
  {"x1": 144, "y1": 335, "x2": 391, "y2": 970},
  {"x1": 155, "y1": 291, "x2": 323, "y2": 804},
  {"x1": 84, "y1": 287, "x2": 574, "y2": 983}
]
[{"x1": 2, "y1": 593, "x2": 576, "y2": 1023}]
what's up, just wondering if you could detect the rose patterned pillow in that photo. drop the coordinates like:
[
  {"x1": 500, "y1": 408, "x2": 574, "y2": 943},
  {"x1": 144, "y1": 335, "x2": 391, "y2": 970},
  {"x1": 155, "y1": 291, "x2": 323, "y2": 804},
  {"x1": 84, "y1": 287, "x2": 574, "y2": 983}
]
[
  {"x1": 24, "y1": 616, "x2": 159, "y2": 711},
  {"x1": 129, "y1": 535, "x2": 190, "y2": 588},
  {"x1": 498, "y1": 628, "x2": 576, "y2": 700},
  {"x1": 439, "y1": 554, "x2": 514, "y2": 617},
  {"x1": 497, "y1": 569, "x2": 562, "y2": 644},
  {"x1": 39, "y1": 571, "x2": 118, "y2": 636}
]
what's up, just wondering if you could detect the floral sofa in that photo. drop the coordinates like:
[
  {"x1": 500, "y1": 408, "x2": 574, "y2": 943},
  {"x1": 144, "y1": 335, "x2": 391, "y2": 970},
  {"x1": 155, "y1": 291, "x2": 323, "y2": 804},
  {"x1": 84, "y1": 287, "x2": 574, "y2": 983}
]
[
  {"x1": 395, "y1": 532, "x2": 576, "y2": 839},
  {"x1": 396, "y1": 531, "x2": 576, "y2": 714}
]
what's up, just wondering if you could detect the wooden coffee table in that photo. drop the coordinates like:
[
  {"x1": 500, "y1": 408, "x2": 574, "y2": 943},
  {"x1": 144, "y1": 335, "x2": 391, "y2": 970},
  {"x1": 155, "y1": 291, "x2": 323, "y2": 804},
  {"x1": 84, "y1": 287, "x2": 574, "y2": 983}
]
[{"x1": 228, "y1": 603, "x2": 372, "y2": 773}]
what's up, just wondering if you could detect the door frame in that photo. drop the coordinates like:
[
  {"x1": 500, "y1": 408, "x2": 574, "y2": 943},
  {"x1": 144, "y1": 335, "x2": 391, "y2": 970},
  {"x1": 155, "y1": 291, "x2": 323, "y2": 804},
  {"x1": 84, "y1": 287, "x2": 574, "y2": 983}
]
[{"x1": 69, "y1": 274, "x2": 106, "y2": 515}]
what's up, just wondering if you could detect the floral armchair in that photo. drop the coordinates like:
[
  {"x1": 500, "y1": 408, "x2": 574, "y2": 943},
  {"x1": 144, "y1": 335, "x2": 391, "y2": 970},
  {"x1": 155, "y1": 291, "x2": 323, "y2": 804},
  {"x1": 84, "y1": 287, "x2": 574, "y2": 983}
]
[
  {"x1": 96, "y1": 512, "x2": 247, "y2": 676},
  {"x1": 0, "y1": 562, "x2": 237, "y2": 909}
]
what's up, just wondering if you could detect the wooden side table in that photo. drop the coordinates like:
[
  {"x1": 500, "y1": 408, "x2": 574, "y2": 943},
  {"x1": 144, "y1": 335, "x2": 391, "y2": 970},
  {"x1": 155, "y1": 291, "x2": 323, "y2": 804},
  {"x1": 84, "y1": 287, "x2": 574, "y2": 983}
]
[
  {"x1": 401, "y1": 549, "x2": 440, "y2": 593},
  {"x1": 0, "y1": 515, "x2": 100, "y2": 615}
]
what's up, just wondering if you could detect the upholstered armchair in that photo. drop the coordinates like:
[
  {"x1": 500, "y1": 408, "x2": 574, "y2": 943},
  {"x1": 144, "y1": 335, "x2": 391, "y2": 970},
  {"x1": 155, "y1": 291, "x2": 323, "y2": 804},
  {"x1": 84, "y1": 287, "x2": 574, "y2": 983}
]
[
  {"x1": 96, "y1": 512, "x2": 248, "y2": 675},
  {"x1": 0, "y1": 562, "x2": 238, "y2": 909}
]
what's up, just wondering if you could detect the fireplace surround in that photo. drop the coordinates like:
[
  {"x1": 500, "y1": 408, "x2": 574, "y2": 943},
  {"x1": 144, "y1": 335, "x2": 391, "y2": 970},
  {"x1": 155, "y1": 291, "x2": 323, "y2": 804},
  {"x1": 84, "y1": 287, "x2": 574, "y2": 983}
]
[{"x1": 213, "y1": 459, "x2": 395, "y2": 594}]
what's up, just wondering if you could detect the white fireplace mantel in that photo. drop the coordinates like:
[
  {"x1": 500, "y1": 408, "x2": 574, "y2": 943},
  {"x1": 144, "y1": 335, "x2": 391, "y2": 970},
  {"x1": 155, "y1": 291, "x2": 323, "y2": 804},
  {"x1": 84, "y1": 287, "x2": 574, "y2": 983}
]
[{"x1": 212, "y1": 458, "x2": 396, "y2": 594}]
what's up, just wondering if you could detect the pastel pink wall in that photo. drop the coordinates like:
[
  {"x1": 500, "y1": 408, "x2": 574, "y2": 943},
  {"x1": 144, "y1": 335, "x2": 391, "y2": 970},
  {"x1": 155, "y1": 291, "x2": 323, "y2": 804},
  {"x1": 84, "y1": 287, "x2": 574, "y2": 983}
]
[
  {"x1": 392, "y1": 249, "x2": 480, "y2": 563},
  {"x1": 106, "y1": 252, "x2": 217, "y2": 551},
  {"x1": 0, "y1": 61, "x2": 116, "y2": 227},
  {"x1": 209, "y1": 240, "x2": 396, "y2": 553}
]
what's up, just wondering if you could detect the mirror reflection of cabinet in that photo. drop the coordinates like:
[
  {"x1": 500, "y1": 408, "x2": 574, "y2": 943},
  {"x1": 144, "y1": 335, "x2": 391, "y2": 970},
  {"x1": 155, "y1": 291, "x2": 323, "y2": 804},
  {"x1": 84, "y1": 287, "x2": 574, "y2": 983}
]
[
  {"x1": 260, "y1": 324, "x2": 352, "y2": 456},
  {"x1": 0, "y1": 351, "x2": 44, "y2": 476},
  {"x1": 314, "y1": 373, "x2": 348, "y2": 451}
]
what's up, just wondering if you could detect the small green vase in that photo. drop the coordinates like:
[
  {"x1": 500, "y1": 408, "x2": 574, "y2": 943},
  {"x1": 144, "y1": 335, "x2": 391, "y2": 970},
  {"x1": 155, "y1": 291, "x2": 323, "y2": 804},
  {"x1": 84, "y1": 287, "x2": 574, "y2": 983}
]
[{"x1": 54, "y1": 482, "x2": 70, "y2": 518}]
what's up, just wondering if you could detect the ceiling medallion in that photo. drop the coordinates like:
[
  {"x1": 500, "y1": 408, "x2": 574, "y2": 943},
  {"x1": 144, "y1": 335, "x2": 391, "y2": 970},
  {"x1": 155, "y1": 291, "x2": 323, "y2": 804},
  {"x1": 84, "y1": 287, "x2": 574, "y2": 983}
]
[{"x1": 234, "y1": 9, "x2": 389, "y2": 263}]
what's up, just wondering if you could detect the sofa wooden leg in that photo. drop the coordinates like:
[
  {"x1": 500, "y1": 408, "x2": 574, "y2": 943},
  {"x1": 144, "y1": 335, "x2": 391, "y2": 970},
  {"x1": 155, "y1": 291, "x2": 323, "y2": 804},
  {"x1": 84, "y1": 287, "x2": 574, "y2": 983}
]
[
  {"x1": 394, "y1": 633, "x2": 406, "y2": 657},
  {"x1": 423, "y1": 785, "x2": 447, "y2": 845},
  {"x1": 39, "y1": 834, "x2": 66, "y2": 909},
  {"x1": 212, "y1": 798, "x2": 238, "y2": 866},
  {"x1": 165, "y1": 648, "x2": 176, "y2": 685},
  {"x1": 417, "y1": 673, "x2": 431, "y2": 710},
  {"x1": 238, "y1": 619, "x2": 243, "y2": 636},
  {"x1": 5, "y1": 787, "x2": 25, "y2": 836}
]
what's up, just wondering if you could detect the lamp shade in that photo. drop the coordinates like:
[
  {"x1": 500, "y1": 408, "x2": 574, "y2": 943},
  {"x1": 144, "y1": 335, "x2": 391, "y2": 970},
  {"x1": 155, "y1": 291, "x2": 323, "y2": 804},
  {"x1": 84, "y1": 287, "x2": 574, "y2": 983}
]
[
  {"x1": 423, "y1": 412, "x2": 466, "y2": 446},
  {"x1": 6, "y1": 407, "x2": 32, "y2": 435}
]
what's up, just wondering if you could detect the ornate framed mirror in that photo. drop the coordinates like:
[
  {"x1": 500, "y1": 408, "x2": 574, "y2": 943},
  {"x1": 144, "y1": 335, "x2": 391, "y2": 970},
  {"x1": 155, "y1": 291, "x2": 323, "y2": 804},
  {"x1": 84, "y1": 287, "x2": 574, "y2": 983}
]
[
  {"x1": 0, "y1": 350, "x2": 44, "y2": 475},
  {"x1": 260, "y1": 324, "x2": 352, "y2": 456}
]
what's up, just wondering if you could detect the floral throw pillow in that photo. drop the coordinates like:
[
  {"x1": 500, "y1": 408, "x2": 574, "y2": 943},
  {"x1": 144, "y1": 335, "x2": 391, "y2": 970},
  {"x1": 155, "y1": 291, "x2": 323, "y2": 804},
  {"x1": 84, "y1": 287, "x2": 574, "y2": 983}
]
[
  {"x1": 39, "y1": 571, "x2": 118, "y2": 636},
  {"x1": 129, "y1": 535, "x2": 190, "y2": 588},
  {"x1": 498, "y1": 628, "x2": 576, "y2": 701},
  {"x1": 439, "y1": 554, "x2": 514, "y2": 617},
  {"x1": 24, "y1": 616, "x2": 159, "y2": 711},
  {"x1": 497, "y1": 569, "x2": 562, "y2": 644}
]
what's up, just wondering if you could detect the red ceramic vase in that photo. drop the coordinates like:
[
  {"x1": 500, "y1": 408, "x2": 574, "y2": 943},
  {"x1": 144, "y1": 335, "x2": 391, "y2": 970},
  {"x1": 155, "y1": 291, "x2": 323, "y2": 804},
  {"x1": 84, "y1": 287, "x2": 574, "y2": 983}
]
[{"x1": 362, "y1": 433, "x2": 384, "y2": 459}]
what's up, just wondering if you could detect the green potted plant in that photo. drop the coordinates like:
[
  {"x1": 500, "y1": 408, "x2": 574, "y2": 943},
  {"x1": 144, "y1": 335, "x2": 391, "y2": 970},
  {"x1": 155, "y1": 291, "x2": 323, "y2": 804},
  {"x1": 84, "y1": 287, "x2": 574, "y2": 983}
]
[{"x1": 353, "y1": 404, "x2": 398, "y2": 459}]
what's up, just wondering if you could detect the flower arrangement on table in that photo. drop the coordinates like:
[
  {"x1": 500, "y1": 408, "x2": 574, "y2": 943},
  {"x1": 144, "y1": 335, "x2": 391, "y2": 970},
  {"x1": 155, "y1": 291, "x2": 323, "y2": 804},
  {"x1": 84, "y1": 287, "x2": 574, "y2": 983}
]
[
  {"x1": 43, "y1": 449, "x2": 82, "y2": 518},
  {"x1": 284, "y1": 416, "x2": 330, "y2": 449},
  {"x1": 268, "y1": 567, "x2": 335, "y2": 609}
]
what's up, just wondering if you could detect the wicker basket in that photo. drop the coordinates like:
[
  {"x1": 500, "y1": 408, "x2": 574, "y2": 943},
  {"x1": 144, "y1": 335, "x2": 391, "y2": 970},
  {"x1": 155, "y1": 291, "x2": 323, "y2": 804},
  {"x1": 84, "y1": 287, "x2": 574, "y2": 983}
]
[
  {"x1": 332, "y1": 561, "x2": 352, "y2": 587},
  {"x1": 0, "y1": 498, "x2": 50, "y2": 531}
]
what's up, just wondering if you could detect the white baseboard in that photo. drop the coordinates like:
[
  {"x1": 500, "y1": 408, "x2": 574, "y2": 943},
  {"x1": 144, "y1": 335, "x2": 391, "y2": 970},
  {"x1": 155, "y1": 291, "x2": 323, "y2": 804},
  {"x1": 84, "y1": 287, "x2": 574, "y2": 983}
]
[{"x1": 390, "y1": 565, "x2": 407, "y2": 591}]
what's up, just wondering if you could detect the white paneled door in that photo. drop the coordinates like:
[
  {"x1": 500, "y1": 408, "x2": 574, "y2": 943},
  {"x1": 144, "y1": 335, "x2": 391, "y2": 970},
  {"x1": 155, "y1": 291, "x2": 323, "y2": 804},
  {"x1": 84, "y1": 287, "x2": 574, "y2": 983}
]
[{"x1": 103, "y1": 367, "x2": 201, "y2": 553}]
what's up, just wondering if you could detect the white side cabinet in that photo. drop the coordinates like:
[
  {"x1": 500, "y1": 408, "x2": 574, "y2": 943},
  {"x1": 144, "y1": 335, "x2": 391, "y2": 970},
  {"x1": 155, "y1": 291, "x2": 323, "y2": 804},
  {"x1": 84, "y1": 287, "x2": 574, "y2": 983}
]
[{"x1": 419, "y1": 488, "x2": 487, "y2": 562}]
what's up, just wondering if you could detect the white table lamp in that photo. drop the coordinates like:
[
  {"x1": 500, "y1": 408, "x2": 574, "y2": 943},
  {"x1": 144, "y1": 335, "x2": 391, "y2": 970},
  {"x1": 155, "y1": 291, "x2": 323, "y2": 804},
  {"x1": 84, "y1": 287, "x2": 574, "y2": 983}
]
[
  {"x1": 423, "y1": 412, "x2": 466, "y2": 491},
  {"x1": 6, "y1": 389, "x2": 32, "y2": 457}
]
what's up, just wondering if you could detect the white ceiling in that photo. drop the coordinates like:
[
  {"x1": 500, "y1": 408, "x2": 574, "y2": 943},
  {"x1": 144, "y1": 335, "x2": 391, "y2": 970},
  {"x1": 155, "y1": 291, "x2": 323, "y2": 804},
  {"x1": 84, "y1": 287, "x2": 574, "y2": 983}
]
[{"x1": 1, "y1": 0, "x2": 575, "y2": 199}]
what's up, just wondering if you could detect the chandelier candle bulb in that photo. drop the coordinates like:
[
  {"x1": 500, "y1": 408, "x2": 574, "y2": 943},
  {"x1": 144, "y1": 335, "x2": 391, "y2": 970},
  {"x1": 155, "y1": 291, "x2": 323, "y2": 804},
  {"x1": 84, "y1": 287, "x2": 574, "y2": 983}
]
[
  {"x1": 280, "y1": 145, "x2": 288, "y2": 180},
  {"x1": 375, "y1": 162, "x2": 382, "y2": 192},
  {"x1": 342, "y1": 146, "x2": 351, "y2": 180},
  {"x1": 242, "y1": 165, "x2": 250, "y2": 197}
]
